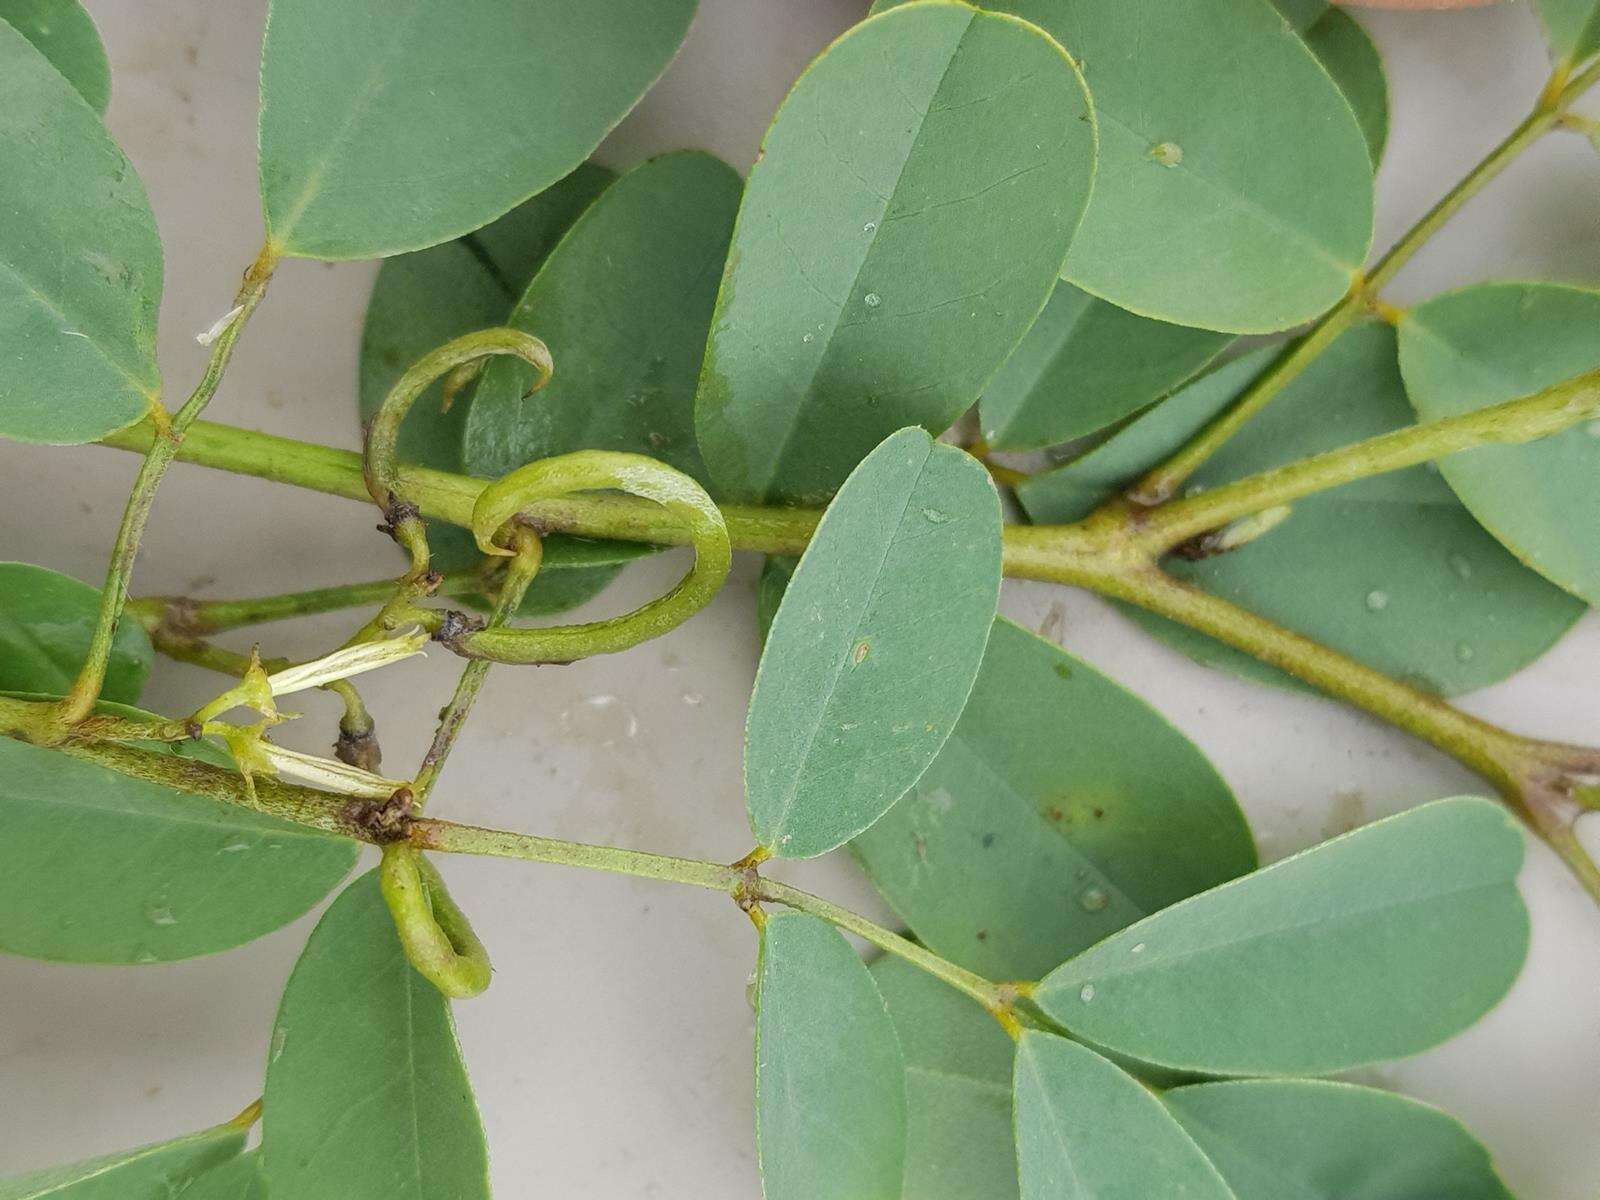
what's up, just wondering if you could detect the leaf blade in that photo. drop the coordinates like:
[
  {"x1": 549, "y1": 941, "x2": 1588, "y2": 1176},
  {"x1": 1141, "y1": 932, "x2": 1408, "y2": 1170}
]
[
  {"x1": 755, "y1": 912, "x2": 905, "y2": 1200},
  {"x1": 0, "y1": 562, "x2": 150, "y2": 705},
  {"x1": 1034, "y1": 797, "x2": 1529, "y2": 1076},
  {"x1": 0, "y1": 0, "x2": 110, "y2": 112},
  {"x1": 853, "y1": 617, "x2": 1255, "y2": 980},
  {"x1": 1398, "y1": 281, "x2": 1600, "y2": 607},
  {"x1": 0, "y1": 19, "x2": 161, "y2": 444},
  {"x1": 1012, "y1": 1032, "x2": 1236, "y2": 1200},
  {"x1": 258, "y1": 0, "x2": 696, "y2": 259},
  {"x1": 263, "y1": 871, "x2": 489, "y2": 1200},
  {"x1": 0, "y1": 725, "x2": 358, "y2": 963},
  {"x1": 746, "y1": 428, "x2": 1001, "y2": 859},
  {"x1": 697, "y1": 0, "x2": 1096, "y2": 503},
  {"x1": 0, "y1": 1124, "x2": 244, "y2": 1200}
]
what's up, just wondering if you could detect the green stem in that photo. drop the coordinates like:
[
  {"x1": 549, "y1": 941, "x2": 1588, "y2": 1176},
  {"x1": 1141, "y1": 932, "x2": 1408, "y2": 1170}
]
[
  {"x1": 1119, "y1": 59, "x2": 1600, "y2": 509},
  {"x1": 56, "y1": 248, "x2": 278, "y2": 730},
  {"x1": 1135, "y1": 366, "x2": 1600, "y2": 551},
  {"x1": 411, "y1": 818, "x2": 1009, "y2": 1011},
  {"x1": 127, "y1": 575, "x2": 485, "y2": 636},
  {"x1": 411, "y1": 532, "x2": 542, "y2": 808},
  {"x1": 1050, "y1": 563, "x2": 1600, "y2": 905}
]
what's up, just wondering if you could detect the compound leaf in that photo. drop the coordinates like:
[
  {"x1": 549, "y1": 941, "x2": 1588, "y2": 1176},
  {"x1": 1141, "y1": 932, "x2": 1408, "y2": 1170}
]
[
  {"x1": 854, "y1": 617, "x2": 1255, "y2": 980},
  {"x1": 880, "y1": 0, "x2": 1373, "y2": 333},
  {"x1": 258, "y1": 0, "x2": 696, "y2": 258},
  {"x1": 264, "y1": 871, "x2": 489, "y2": 1200},
  {"x1": 755, "y1": 912, "x2": 905, "y2": 1200},
  {"x1": 697, "y1": 0, "x2": 1096, "y2": 503},
  {"x1": 0, "y1": 19, "x2": 161, "y2": 444},
  {"x1": 1019, "y1": 323, "x2": 1585, "y2": 696},
  {"x1": 746, "y1": 428, "x2": 1001, "y2": 859},
  {"x1": 1034, "y1": 797, "x2": 1529, "y2": 1076},
  {"x1": 1398, "y1": 281, "x2": 1600, "y2": 607}
]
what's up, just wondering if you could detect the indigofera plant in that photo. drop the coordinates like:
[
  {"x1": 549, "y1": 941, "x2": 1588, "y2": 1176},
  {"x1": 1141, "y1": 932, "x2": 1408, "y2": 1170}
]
[{"x1": 4, "y1": 0, "x2": 1600, "y2": 1195}]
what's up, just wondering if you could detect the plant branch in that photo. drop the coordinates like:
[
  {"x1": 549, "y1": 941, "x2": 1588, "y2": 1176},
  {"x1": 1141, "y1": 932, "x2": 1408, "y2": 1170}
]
[
  {"x1": 1052, "y1": 563, "x2": 1600, "y2": 904},
  {"x1": 54, "y1": 247, "x2": 278, "y2": 732},
  {"x1": 1116, "y1": 59, "x2": 1600, "y2": 509},
  {"x1": 126, "y1": 574, "x2": 487, "y2": 638},
  {"x1": 1134, "y1": 367, "x2": 1600, "y2": 552}
]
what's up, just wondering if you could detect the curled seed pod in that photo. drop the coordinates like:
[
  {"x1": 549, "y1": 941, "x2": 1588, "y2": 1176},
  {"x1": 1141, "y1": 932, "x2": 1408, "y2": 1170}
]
[
  {"x1": 454, "y1": 450, "x2": 731, "y2": 663},
  {"x1": 362, "y1": 327, "x2": 553, "y2": 517},
  {"x1": 379, "y1": 842, "x2": 492, "y2": 999}
]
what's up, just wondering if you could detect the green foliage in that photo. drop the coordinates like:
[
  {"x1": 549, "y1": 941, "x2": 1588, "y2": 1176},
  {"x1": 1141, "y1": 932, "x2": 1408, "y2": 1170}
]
[
  {"x1": 0, "y1": 1123, "x2": 245, "y2": 1200},
  {"x1": 257, "y1": 0, "x2": 696, "y2": 259},
  {"x1": 1034, "y1": 798, "x2": 1528, "y2": 1075},
  {"x1": 0, "y1": 723, "x2": 357, "y2": 962},
  {"x1": 877, "y1": 0, "x2": 1374, "y2": 333},
  {"x1": 463, "y1": 151, "x2": 738, "y2": 484},
  {"x1": 978, "y1": 283, "x2": 1232, "y2": 449},
  {"x1": 1021, "y1": 323, "x2": 1585, "y2": 695},
  {"x1": 754, "y1": 912, "x2": 905, "y2": 1200},
  {"x1": 746, "y1": 429, "x2": 1001, "y2": 858},
  {"x1": 854, "y1": 617, "x2": 1255, "y2": 980},
  {"x1": 357, "y1": 161, "x2": 642, "y2": 616},
  {"x1": 1013, "y1": 1032, "x2": 1234, "y2": 1200},
  {"x1": 0, "y1": 19, "x2": 160, "y2": 444},
  {"x1": 1399, "y1": 281, "x2": 1600, "y2": 607},
  {"x1": 264, "y1": 871, "x2": 489, "y2": 1200},
  {"x1": 182, "y1": 1151, "x2": 264, "y2": 1200},
  {"x1": 1166, "y1": 1080, "x2": 1514, "y2": 1199},
  {"x1": 0, "y1": 562, "x2": 150, "y2": 703},
  {"x1": 1534, "y1": 0, "x2": 1600, "y2": 65},
  {"x1": 1301, "y1": 7, "x2": 1388, "y2": 167},
  {"x1": 696, "y1": 0, "x2": 1096, "y2": 504},
  {"x1": 0, "y1": 0, "x2": 109, "y2": 112},
  {"x1": 871, "y1": 956, "x2": 1018, "y2": 1200}
]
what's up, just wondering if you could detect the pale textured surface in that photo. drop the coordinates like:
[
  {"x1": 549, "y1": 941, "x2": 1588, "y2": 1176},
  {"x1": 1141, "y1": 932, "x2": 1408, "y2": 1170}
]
[{"x1": 1, "y1": 2, "x2": 1599, "y2": 1196}]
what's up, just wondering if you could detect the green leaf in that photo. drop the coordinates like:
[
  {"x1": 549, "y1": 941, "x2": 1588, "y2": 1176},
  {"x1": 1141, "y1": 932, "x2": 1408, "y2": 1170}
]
[
  {"x1": 359, "y1": 162, "x2": 614, "y2": 473},
  {"x1": 463, "y1": 151, "x2": 740, "y2": 485},
  {"x1": 1533, "y1": 0, "x2": 1600, "y2": 65},
  {"x1": 696, "y1": 0, "x2": 1096, "y2": 504},
  {"x1": 854, "y1": 617, "x2": 1255, "y2": 980},
  {"x1": 755, "y1": 912, "x2": 905, "y2": 1200},
  {"x1": 0, "y1": 0, "x2": 109, "y2": 112},
  {"x1": 871, "y1": 955, "x2": 1017, "y2": 1200},
  {"x1": 1398, "y1": 281, "x2": 1600, "y2": 607},
  {"x1": 746, "y1": 428, "x2": 1001, "y2": 858},
  {"x1": 1013, "y1": 1032, "x2": 1235, "y2": 1200},
  {"x1": 978, "y1": 282, "x2": 1232, "y2": 449},
  {"x1": 258, "y1": 0, "x2": 697, "y2": 259},
  {"x1": 182, "y1": 1150, "x2": 264, "y2": 1200},
  {"x1": 881, "y1": 0, "x2": 1372, "y2": 333},
  {"x1": 0, "y1": 19, "x2": 161, "y2": 445},
  {"x1": 264, "y1": 870, "x2": 489, "y2": 1200},
  {"x1": 0, "y1": 723, "x2": 358, "y2": 963},
  {"x1": 1303, "y1": 8, "x2": 1388, "y2": 168},
  {"x1": 1166, "y1": 1080, "x2": 1514, "y2": 1200},
  {"x1": 1019, "y1": 323, "x2": 1586, "y2": 697},
  {"x1": 1034, "y1": 797, "x2": 1529, "y2": 1076},
  {"x1": 755, "y1": 555, "x2": 797, "y2": 647},
  {"x1": 0, "y1": 561, "x2": 150, "y2": 704},
  {"x1": 356, "y1": 161, "x2": 634, "y2": 615},
  {"x1": 0, "y1": 1123, "x2": 244, "y2": 1200}
]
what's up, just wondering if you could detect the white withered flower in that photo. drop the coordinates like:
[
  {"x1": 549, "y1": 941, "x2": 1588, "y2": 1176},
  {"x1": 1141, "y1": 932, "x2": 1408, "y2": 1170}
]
[{"x1": 265, "y1": 628, "x2": 429, "y2": 698}]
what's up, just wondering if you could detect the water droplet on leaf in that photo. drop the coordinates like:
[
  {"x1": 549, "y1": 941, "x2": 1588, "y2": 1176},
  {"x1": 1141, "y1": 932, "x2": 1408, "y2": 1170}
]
[
  {"x1": 1365, "y1": 590, "x2": 1389, "y2": 612},
  {"x1": 1079, "y1": 983, "x2": 1096, "y2": 1003},
  {"x1": 1455, "y1": 641, "x2": 1475, "y2": 663},
  {"x1": 1447, "y1": 553, "x2": 1473, "y2": 581},
  {"x1": 1079, "y1": 887, "x2": 1109, "y2": 912},
  {"x1": 863, "y1": 292, "x2": 881, "y2": 308}
]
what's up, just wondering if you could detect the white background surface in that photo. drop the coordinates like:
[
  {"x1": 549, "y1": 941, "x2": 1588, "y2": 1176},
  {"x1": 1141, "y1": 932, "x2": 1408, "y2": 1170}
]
[{"x1": 2, "y1": 1, "x2": 1599, "y2": 1195}]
